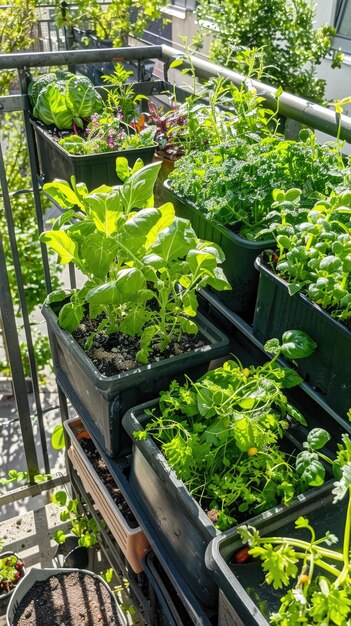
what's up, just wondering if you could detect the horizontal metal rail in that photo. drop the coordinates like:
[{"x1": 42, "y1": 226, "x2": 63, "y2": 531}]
[
  {"x1": 0, "y1": 46, "x2": 163, "y2": 68},
  {"x1": 0, "y1": 43, "x2": 350, "y2": 142}
]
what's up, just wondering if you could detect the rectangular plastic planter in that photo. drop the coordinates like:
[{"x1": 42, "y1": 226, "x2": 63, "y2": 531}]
[
  {"x1": 122, "y1": 394, "x2": 335, "y2": 608},
  {"x1": 205, "y1": 485, "x2": 339, "y2": 626},
  {"x1": 253, "y1": 255, "x2": 351, "y2": 420},
  {"x1": 65, "y1": 417, "x2": 150, "y2": 574},
  {"x1": 164, "y1": 181, "x2": 275, "y2": 319},
  {"x1": 142, "y1": 551, "x2": 208, "y2": 626},
  {"x1": 43, "y1": 302, "x2": 229, "y2": 458},
  {"x1": 31, "y1": 120, "x2": 156, "y2": 190}
]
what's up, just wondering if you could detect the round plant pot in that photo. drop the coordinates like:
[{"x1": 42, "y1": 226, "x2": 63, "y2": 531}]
[
  {"x1": 6, "y1": 567, "x2": 127, "y2": 626},
  {"x1": 53, "y1": 535, "x2": 91, "y2": 570}
]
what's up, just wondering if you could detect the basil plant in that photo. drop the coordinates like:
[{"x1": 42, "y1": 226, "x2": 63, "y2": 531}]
[{"x1": 41, "y1": 159, "x2": 231, "y2": 363}]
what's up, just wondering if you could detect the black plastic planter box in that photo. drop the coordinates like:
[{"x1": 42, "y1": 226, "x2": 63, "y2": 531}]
[
  {"x1": 122, "y1": 389, "x2": 335, "y2": 608},
  {"x1": 31, "y1": 120, "x2": 156, "y2": 191},
  {"x1": 253, "y1": 255, "x2": 351, "y2": 420},
  {"x1": 164, "y1": 181, "x2": 275, "y2": 320},
  {"x1": 205, "y1": 485, "x2": 340, "y2": 626},
  {"x1": 43, "y1": 303, "x2": 229, "y2": 458},
  {"x1": 142, "y1": 552, "x2": 198, "y2": 626}
]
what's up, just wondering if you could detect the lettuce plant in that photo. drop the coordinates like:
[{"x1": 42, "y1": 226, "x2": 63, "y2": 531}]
[
  {"x1": 30, "y1": 73, "x2": 103, "y2": 130},
  {"x1": 40, "y1": 160, "x2": 230, "y2": 363},
  {"x1": 134, "y1": 331, "x2": 325, "y2": 530}
]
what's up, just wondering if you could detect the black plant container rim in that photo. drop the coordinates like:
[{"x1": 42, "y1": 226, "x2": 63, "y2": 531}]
[
  {"x1": 255, "y1": 253, "x2": 351, "y2": 338},
  {"x1": 31, "y1": 119, "x2": 157, "y2": 164},
  {"x1": 164, "y1": 180, "x2": 275, "y2": 250},
  {"x1": 42, "y1": 301, "x2": 229, "y2": 393}
]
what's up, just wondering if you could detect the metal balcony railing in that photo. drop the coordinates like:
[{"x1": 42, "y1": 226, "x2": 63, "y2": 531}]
[{"x1": 0, "y1": 42, "x2": 350, "y2": 503}]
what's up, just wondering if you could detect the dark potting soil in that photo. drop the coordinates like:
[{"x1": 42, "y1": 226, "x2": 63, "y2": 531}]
[
  {"x1": 13, "y1": 571, "x2": 123, "y2": 626},
  {"x1": 34, "y1": 119, "x2": 86, "y2": 143},
  {"x1": 80, "y1": 438, "x2": 138, "y2": 528},
  {"x1": 72, "y1": 314, "x2": 206, "y2": 377}
]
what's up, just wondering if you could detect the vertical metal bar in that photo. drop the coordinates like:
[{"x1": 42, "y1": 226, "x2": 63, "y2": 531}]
[
  {"x1": 68, "y1": 263, "x2": 76, "y2": 289},
  {"x1": 18, "y1": 69, "x2": 52, "y2": 295},
  {"x1": 0, "y1": 232, "x2": 39, "y2": 481},
  {"x1": 0, "y1": 137, "x2": 51, "y2": 474}
]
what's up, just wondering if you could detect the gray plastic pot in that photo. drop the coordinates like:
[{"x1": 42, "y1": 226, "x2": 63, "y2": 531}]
[{"x1": 6, "y1": 567, "x2": 127, "y2": 626}]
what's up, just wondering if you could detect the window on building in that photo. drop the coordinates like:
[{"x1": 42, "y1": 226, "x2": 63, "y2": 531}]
[{"x1": 334, "y1": 0, "x2": 351, "y2": 53}]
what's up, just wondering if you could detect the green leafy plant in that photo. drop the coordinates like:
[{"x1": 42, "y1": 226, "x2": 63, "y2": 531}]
[
  {"x1": 196, "y1": 0, "x2": 342, "y2": 103},
  {"x1": 59, "y1": 114, "x2": 155, "y2": 155},
  {"x1": 0, "y1": 550, "x2": 25, "y2": 595},
  {"x1": 30, "y1": 72, "x2": 103, "y2": 129},
  {"x1": 133, "y1": 330, "x2": 326, "y2": 530},
  {"x1": 262, "y1": 188, "x2": 351, "y2": 323},
  {"x1": 101, "y1": 64, "x2": 149, "y2": 124},
  {"x1": 0, "y1": 333, "x2": 52, "y2": 381},
  {"x1": 148, "y1": 69, "x2": 278, "y2": 161},
  {"x1": 40, "y1": 160, "x2": 230, "y2": 364},
  {"x1": 52, "y1": 490, "x2": 99, "y2": 548},
  {"x1": 169, "y1": 130, "x2": 347, "y2": 240},
  {"x1": 0, "y1": 470, "x2": 51, "y2": 488},
  {"x1": 237, "y1": 431, "x2": 351, "y2": 625},
  {"x1": 56, "y1": 0, "x2": 168, "y2": 47}
]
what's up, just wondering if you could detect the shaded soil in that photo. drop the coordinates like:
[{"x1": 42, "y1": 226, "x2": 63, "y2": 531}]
[
  {"x1": 13, "y1": 571, "x2": 123, "y2": 626},
  {"x1": 72, "y1": 314, "x2": 206, "y2": 377},
  {"x1": 34, "y1": 119, "x2": 86, "y2": 143},
  {"x1": 80, "y1": 438, "x2": 138, "y2": 528}
]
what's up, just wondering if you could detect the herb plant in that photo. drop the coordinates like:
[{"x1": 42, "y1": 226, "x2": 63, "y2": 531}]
[
  {"x1": 41, "y1": 160, "x2": 230, "y2": 364},
  {"x1": 59, "y1": 116, "x2": 155, "y2": 155},
  {"x1": 238, "y1": 429, "x2": 351, "y2": 625},
  {"x1": 261, "y1": 188, "x2": 351, "y2": 324},
  {"x1": 149, "y1": 74, "x2": 277, "y2": 161},
  {"x1": 168, "y1": 130, "x2": 347, "y2": 240},
  {"x1": 133, "y1": 330, "x2": 325, "y2": 531},
  {"x1": 102, "y1": 64, "x2": 149, "y2": 124}
]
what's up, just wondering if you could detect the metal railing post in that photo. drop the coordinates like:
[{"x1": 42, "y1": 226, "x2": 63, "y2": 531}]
[{"x1": 0, "y1": 231, "x2": 39, "y2": 481}]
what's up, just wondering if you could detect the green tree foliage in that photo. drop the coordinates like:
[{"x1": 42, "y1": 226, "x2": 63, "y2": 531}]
[
  {"x1": 196, "y1": 0, "x2": 343, "y2": 103},
  {"x1": 57, "y1": 0, "x2": 168, "y2": 46},
  {"x1": 0, "y1": 0, "x2": 61, "y2": 376}
]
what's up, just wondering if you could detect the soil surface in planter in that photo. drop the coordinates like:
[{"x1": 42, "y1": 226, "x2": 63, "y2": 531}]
[
  {"x1": 72, "y1": 314, "x2": 205, "y2": 376},
  {"x1": 80, "y1": 438, "x2": 138, "y2": 528},
  {"x1": 13, "y1": 571, "x2": 122, "y2": 626},
  {"x1": 34, "y1": 119, "x2": 87, "y2": 143}
]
